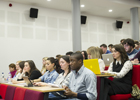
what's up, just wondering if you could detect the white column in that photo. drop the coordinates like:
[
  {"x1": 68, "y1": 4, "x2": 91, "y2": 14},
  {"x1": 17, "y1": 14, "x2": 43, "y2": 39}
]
[
  {"x1": 130, "y1": 7, "x2": 139, "y2": 40},
  {"x1": 71, "y1": 0, "x2": 81, "y2": 52}
]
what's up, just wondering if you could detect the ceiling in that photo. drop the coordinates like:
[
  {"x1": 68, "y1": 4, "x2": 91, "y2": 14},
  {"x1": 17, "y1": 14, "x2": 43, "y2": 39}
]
[{"x1": 1, "y1": 0, "x2": 140, "y2": 21}]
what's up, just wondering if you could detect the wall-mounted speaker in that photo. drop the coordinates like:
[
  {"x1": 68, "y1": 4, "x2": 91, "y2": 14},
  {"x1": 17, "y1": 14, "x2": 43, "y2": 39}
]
[
  {"x1": 30, "y1": 8, "x2": 38, "y2": 18},
  {"x1": 81, "y1": 15, "x2": 87, "y2": 24},
  {"x1": 116, "y1": 21, "x2": 123, "y2": 28}
]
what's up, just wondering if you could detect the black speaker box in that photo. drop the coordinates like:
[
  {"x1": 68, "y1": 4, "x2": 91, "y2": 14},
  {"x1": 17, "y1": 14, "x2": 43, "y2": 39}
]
[
  {"x1": 30, "y1": 8, "x2": 38, "y2": 18},
  {"x1": 81, "y1": 16, "x2": 87, "y2": 24},
  {"x1": 116, "y1": 21, "x2": 123, "y2": 28}
]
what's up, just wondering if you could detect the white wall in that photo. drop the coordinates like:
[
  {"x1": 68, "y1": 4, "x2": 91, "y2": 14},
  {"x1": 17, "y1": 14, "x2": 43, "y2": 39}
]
[{"x1": 0, "y1": 1, "x2": 132, "y2": 77}]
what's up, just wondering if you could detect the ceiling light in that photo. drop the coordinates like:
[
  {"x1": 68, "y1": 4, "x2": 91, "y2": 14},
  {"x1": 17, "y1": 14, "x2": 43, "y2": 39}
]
[
  {"x1": 47, "y1": 0, "x2": 51, "y2": 1},
  {"x1": 109, "y1": 9, "x2": 113, "y2": 12},
  {"x1": 81, "y1": 5, "x2": 85, "y2": 7}
]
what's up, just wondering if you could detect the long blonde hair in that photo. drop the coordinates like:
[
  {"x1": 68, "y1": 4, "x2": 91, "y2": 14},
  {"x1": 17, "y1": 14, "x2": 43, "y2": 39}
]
[
  {"x1": 41, "y1": 57, "x2": 48, "y2": 74},
  {"x1": 16, "y1": 60, "x2": 22, "y2": 75},
  {"x1": 87, "y1": 46, "x2": 101, "y2": 59}
]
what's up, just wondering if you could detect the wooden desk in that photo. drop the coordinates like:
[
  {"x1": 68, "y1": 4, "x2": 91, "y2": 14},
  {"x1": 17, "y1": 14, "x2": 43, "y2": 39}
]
[
  {"x1": 1, "y1": 83, "x2": 64, "y2": 100},
  {"x1": 96, "y1": 74, "x2": 114, "y2": 77}
]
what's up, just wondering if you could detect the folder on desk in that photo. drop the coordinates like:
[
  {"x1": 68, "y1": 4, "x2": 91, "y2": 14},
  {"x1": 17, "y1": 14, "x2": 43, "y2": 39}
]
[{"x1": 83, "y1": 59, "x2": 101, "y2": 74}]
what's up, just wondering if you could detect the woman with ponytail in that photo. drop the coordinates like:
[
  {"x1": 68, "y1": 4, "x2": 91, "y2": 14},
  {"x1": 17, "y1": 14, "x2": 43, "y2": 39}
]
[{"x1": 33, "y1": 57, "x2": 59, "y2": 84}]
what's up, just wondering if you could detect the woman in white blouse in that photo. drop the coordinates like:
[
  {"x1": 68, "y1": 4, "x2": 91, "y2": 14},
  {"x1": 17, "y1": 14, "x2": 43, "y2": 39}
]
[
  {"x1": 103, "y1": 44, "x2": 133, "y2": 100},
  {"x1": 35, "y1": 55, "x2": 71, "y2": 99},
  {"x1": 87, "y1": 46, "x2": 105, "y2": 72}
]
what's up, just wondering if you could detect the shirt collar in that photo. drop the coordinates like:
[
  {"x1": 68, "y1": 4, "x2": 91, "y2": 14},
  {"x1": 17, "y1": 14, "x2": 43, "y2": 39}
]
[
  {"x1": 49, "y1": 69, "x2": 55, "y2": 74},
  {"x1": 116, "y1": 60, "x2": 121, "y2": 65},
  {"x1": 72, "y1": 65, "x2": 84, "y2": 75}
]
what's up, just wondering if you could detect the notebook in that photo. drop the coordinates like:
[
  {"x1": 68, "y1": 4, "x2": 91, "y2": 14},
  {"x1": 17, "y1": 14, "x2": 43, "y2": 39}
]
[
  {"x1": 102, "y1": 53, "x2": 113, "y2": 66},
  {"x1": 83, "y1": 59, "x2": 100, "y2": 74}
]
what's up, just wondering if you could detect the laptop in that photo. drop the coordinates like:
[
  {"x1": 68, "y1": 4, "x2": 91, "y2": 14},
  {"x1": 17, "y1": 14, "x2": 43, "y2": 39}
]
[
  {"x1": 23, "y1": 76, "x2": 39, "y2": 87},
  {"x1": 102, "y1": 53, "x2": 113, "y2": 66},
  {"x1": 83, "y1": 59, "x2": 101, "y2": 75}
]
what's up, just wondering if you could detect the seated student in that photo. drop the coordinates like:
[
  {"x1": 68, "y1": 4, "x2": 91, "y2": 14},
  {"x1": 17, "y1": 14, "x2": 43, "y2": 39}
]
[
  {"x1": 41, "y1": 57, "x2": 48, "y2": 75},
  {"x1": 123, "y1": 38, "x2": 138, "y2": 59},
  {"x1": 12, "y1": 61, "x2": 25, "y2": 81},
  {"x1": 56, "y1": 53, "x2": 97, "y2": 100},
  {"x1": 9, "y1": 63, "x2": 17, "y2": 78},
  {"x1": 35, "y1": 56, "x2": 72, "y2": 99},
  {"x1": 66, "y1": 51, "x2": 73, "y2": 56},
  {"x1": 81, "y1": 50, "x2": 88, "y2": 60},
  {"x1": 33, "y1": 57, "x2": 59, "y2": 84},
  {"x1": 12, "y1": 60, "x2": 42, "y2": 84},
  {"x1": 87, "y1": 46, "x2": 105, "y2": 72},
  {"x1": 100, "y1": 44, "x2": 111, "y2": 54},
  {"x1": 108, "y1": 44, "x2": 113, "y2": 53},
  {"x1": 13, "y1": 61, "x2": 22, "y2": 79},
  {"x1": 103, "y1": 44, "x2": 133, "y2": 100}
]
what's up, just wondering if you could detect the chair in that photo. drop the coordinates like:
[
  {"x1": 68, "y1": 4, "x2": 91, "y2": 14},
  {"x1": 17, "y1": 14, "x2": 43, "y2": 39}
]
[
  {"x1": 0, "y1": 84, "x2": 8, "y2": 99},
  {"x1": 24, "y1": 89, "x2": 44, "y2": 100},
  {"x1": 13, "y1": 87, "x2": 26, "y2": 100},
  {"x1": 110, "y1": 65, "x2": 140, "y2": 100},
  {"x1": 5, "y1": 86, "x2": 16, "y2": 100}
]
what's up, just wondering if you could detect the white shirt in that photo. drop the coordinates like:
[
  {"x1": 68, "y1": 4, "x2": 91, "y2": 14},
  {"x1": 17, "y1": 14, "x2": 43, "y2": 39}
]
[
  {"x1": 98, "y1": 59, "x2": 105, "y2": 72},
  {"x1": 107, "y1": 60, "x2": 132, "y2": 78},
  {"x1": 12, "y1": 73, "x2": 21, "y2": 80},
  {"x1": 53, "y1": 72, "x2": 72, "y2": 88}
]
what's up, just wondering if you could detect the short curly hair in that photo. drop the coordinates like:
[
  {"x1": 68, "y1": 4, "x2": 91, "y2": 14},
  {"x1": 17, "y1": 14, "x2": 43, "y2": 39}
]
[{"x1": 123, "y1": 38, "x2": 135, "y2": 48}]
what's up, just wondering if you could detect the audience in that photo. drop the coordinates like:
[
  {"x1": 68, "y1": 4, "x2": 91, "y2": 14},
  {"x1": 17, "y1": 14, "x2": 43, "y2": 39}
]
[
  {"x1": 12, "y1": 60, "x2": 42, "y2": 84},
  {"x1": 100, "y1": 44, "x2": 111, "y2": 54},
  {"x1": 108, "y1": 44, "x2": 113, "y2": 52},
  {"x1": 103, "y1": 44, "x2": 133, "y2": 100},
  {"x1": 9, "y1": 63, "x2": 17, "y2": 78},
  {"x1": 58, "y1": 53, "x2": 97, "y2": 100},
  {"x1": 66, "y1": 51, "x2": 73, "y2": 56},
  {"x1": 12, "y1": 61, "x2": 25, "y2": 81},
  {"x1": 5, "y1": 40, "x2": 140, "y2": 100},
  {"x1": 35, "y1": 56, "x2": 72, "y2": 99},
  {"x1": 87, "y1": 46, "x2": 105, "y2": 72},
  {"x1": 81, "y1": 50, "x2": 88, "y2": 60},
  {"x1": 33, "y1": 57, "x2": 59, "y2": 84},
  {"x1": 41, "y1": 57, "x2": 48, "y2": 75},
  {"x1": 123, "y1": 38, "x2": 138, "y2": 59}
]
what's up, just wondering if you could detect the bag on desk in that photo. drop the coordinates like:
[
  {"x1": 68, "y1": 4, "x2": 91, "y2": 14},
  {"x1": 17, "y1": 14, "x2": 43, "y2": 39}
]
[{"x1": 131, "y1": 84, "x2": 140, "y2": 99}]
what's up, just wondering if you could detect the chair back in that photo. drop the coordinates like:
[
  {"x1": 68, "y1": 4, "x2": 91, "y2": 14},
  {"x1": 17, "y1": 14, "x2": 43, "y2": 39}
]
[
  {"x1": 132, "y1": 65, "x2": 140, "y2": 88},
  {"x1": 0, "y1": 84, "x2": 8, "y2": 99},
  {"x1": 24, "y1": 89, "x2": 44, "y2": 100},
  {"x1": 13, "y1": 87, "x2": 26, "y2": 100},
  {"x1": 5, "y1": 86, "x2": 16, "y2": 100}
]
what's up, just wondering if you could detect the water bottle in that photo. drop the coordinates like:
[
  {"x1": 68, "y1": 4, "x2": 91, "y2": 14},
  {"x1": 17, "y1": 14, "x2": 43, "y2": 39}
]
[
  {"x1": 7, "y1": 73, "x2": 11, "y2": 83},
  {"x1": 1, "y1": 72, "x2": 4, "y2": 81}
]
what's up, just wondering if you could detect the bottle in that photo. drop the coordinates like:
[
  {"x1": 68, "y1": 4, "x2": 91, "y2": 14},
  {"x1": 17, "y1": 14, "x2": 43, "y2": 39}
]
[
  {"x1": 1, "y1": 72, "x2": 4, "y2": 80},
  {"x1": 7, "y1": 73, "x2": 12, "y2": 83}
]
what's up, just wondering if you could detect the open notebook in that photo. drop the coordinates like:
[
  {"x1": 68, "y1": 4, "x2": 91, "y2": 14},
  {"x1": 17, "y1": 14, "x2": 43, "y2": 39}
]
[{"x1": 83, "y1": 59, "x2": 101, "y2": 75}]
